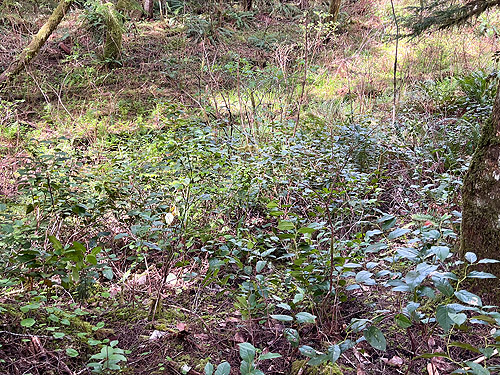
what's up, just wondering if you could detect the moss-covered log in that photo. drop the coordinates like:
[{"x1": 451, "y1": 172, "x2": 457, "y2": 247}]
[
  {"x1": 0, "y1": 0, "x2": 73, "y2": 88},
  {"x1": 461, "y1": 81, "x2": 500, "y2": 296}
]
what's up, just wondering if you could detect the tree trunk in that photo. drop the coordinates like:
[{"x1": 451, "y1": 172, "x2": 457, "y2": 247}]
[
  {"x1": 144, "y1": 0, "x2": 153, "y2": 18},
  {"x1": 461, "y1": 81, "x2": 500, "y2": 296},
  {"x1": 102, "y1": 2, "x2": 123, "y2": 66},
  {"x1": 328, "y1": 0, "x2": 342, "y2": 23},
  {"x1": 242, "y1": 0, "x2": 252, "y2": 11},
  {"x1": 0, "y1": 0, "x2": 73, "y2": 88}
]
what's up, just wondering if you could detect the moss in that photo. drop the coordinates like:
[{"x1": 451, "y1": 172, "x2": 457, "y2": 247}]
[
  {"x1": 101, "y1": 2, "x2": 123, "y2": 66},
  {"x1": 290, "y1": 360, "x2": 345, "y2": 375}
]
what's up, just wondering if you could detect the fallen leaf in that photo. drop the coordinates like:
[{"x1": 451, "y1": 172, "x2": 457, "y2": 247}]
[
  {"x1": 427, "y1": 363, "x2": 439, "y2": 375},
  {"x1": 233, "y1": 332, "x2": 245, "y2": 343},
  {"x1": 176, "y1": 322, "x2": 187, "y2": 332}
]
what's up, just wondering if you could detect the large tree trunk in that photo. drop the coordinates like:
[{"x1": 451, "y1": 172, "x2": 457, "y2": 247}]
[
  {"x1": 328, "y1": 0, "x2": 342, "y2": 23},
  {"x1": 144, "y1": 0, "x2": 153, "y2": 18},
  {"x1": 102, "y1": 2, "x2": 123, "y2": 66},
  {"x1": 461, "y1": 81, "x2": 500, "y2": 296},
  {"x1": 0, "y1": 0, "x2": 73, "y2": 88}
]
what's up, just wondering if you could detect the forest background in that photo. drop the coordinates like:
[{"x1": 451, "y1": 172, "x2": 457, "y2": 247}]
[{"x1": 1, "y1": 0, "x2": 500, "y2": 374}]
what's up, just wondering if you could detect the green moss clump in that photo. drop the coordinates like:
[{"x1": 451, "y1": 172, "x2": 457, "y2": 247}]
[{"x1": 290, "y1": 360, "x2": 345, "y2": 375}]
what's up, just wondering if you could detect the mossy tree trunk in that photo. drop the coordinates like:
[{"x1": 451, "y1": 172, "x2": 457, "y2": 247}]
[
  {"x1": 461, "y1": 81, "x2": 500, "y2": 295},
  {"x1": 328, "y1": 0, "x2": 341, "y2": 23},
  {"x1": 102, "y1": 2, "x2": 123, "y2": 66},
  {"x1": 0, "y1": 0, "x2": 73, "y2": 88}
]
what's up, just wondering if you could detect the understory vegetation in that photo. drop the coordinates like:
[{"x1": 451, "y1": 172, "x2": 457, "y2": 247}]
[{"x1": 1, "y1": 0, "x2": 499, "y2": 374}]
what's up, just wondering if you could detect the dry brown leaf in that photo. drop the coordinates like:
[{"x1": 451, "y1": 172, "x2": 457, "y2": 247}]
[
  {"x1": 233, "y1": 332, "x2": 245, "y2": 343},
  {"x1": 176, "y1": 322, "x2": 187, "y2": 332}
]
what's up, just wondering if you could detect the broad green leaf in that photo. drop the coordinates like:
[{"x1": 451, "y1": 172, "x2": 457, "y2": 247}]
[
  {"x1": 204, "y1": 362, "x2": 214, "y2": 375},
  {"x1": 465, "y1": 362, "x2": 490, "y2": 375},
  {"x1": 102, "y1": 268, "x2": 113, "y2": 280},
  {"x1": 394, "y1": 314, "x2": 412, "y2": 329},
  {"x1": 327, "y1": 345, "x2": 341, "y2": 363},
  {"x1": 53, "y1": 332, "x2": 65, "y2": 339},
  {"x1": 430, "y1": 246, "x2": 449, "y2": 261},
  {"x1": 66, "y1": 348, "x2": 79, "y2": 357},
  {"x1": 239, "y1": 342, "x2": 256, "y2": 362},
  {"x1": 449, "y1": 341, "x2": 480, "y2": 353},
  {"x1": 307, "y1": 354, "x2": 329, "y2": 366},
  {"x1": 299, "y1": 345, "x2": 318, "y2": 358},
  {"x1": 256, "y1": 261, "x2": 266, "y2": 273},
  {"x1": 270, "y1": 314, "x2": 293, "y2": 322},
  {"x1": 86, "y1": 254, "x2": 97, "y2": 265},
  {"x1": 298, "y1": 227, "x2": 316, "y2": 234},
  {"x1": 214, "y1": 362, "x2": 230, "y2": 375},
  {"x1": 295, "y1": 312, "x2": 316, "y2": 324},
  {"x1": 364, "y1": 326, "x2": 386, "y2": 351},
  {"x1": 448, "y1": 312, "x2": 467, "y2": 326},
  {"x1": 21, "y1": 318, "x2": 35, "y2": 327},
  {"x1": 436, "y1": 305, "x2": 454, "y2": 331},
  {"x1": 49, "y1": 236, "x2": 63, "y2": 252},
  {"x1": 465, "y1": 252, "x2": 477, "y2": 263},
  {"x1": 277, "y1": 221, "x2": 295, "y2": 231},
  {"x1": 259, "y1": 352, "x2": 281, "y2": 360},
  {"x1": 468, "y1": 271, "x2": 497, "y2": 279},
  {"x1": 355, "y1": 271, "x2": 375, "y2": 285},
  {"x1": 455, "y1": 290, "x2": 482, "y2": 307},
  {"x1": 388, "y1": 228, "x2": 410, "y2": 240}
]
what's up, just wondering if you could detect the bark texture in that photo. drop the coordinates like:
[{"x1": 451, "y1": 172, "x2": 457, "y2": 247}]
[
  {"x1": 102, "y1": 2, "x2": 123, "y2": 66},
  {"x1": 461, "y1": 81, "x2": 500, "y2": 295},
  {"x1": 0, "y1": 0, "x2": 73, "y2": 88},
  {"x1": 242, "y1": 0, "x2": 252, "y2": 11},
  {"x1": 328, "y1": 0, "x2": 342, "y2": 23},
  {"x1": 144, "y1": 0, "x2": 153, "y2": 18}
]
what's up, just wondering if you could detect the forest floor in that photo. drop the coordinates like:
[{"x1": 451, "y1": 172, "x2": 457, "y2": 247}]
[{"x1": 1, "y1": 1, "x2": 500, "y2": 374}]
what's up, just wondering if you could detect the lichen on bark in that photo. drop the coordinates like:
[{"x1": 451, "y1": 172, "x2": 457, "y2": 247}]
[
  {"x1": 461, "y1": 82, "x2": 500, "y2": 296},
  {"x1": 101, "y1": 2, "x2": 123, "y2": 66}
]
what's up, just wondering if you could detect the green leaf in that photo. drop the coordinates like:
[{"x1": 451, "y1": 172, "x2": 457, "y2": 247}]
[
  {"x1": 430, "y1": 246, "x2": 450, "y2": 261},
  {"x1": 239, "y1": 342, "x2": 256, "y2": 362},
  {"x1": 298, "y1": 227, "x2": 316, "y2": 234},
  {"x1": 256, "y1": 261, "x2": 266, "y2": 273},
  {"x1": 53, "y1": 332, "x2": 65, "y2": 339},
  {"x1": 214, "y1": 362, "x2": 231, "y2": 375},
  {"x1": 271, "y1": 314, "x2": 293, "y2": 322},
  {"x1": 395, "y1": 314, "x2": 412, "y2": 329},
  {"x1": 259, "y1": 352, "x2": 281, "y2": 360},
  {"x1": 102, "y1": 268, "x2": 113, "y2": 280},
  {"x1": 66, "y1": 348, "x2": 79, "y2": 357},
  {"x1": 204, "y1": 362, "x2": 214, "y2": 375},
  {"x1": 467, "y1": 271, "x2": 497, "y2": 279},
  {"x1": 299, "y1": 345, "x2": 317, "y2": 358},
  {"x1": 277, "y1": 220, "x2": 295, "y2": 231},
  {"x1": 327, "y1": 345, "x2": 341, "y2": 363},
  {"x1": 464, "y1": 362, "x2": 490, "y2": 375},
  {"x1": 86, "y1": 254, "x2": 97, "y2": 265},
  {"x1": 284, "y1": 328, "x2": 300, "y2": 347},
  {"x1": 455, "y1": 290, "x2": 482, "y2": 307},
  {"x1": 436, "y1": 305, "x2": 454, "y2": 332},
  {"x1": 449, "y1": 341, "x2": 480, "y2": 353},
  {"x1": 465, "y1": 252, "x2": 477, "y2": 263},
  {"x1": 307, "y1": 354, "x2": 329, "y2": 366},
  {"x1": 49, "y1": 236, "x2": 63, "y2": 252},
  {"x1": 355, "y1": 270, "x2": 375, "y2": 285},
  {"x1": 448, "y1": 312, "x2": 467, "y2": 326},
  {"x1": 21, "y1": 318, "x2": 35, "y2": 327},
  {"x1": 364, "y1": 326, "x2": 386, "y2": 351},
  {"x1": 295, "y1": 312, "x2": 316, "y2": 324},
  {"x1": 388, "y1": 228, "x2": 410, "y2": 240}
]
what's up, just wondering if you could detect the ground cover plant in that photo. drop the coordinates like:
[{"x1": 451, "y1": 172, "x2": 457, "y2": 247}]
[{"x1": 0, "y1": 0, "x2": 499, "y2": 374}]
